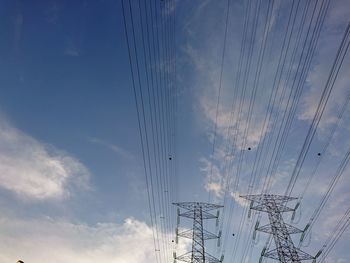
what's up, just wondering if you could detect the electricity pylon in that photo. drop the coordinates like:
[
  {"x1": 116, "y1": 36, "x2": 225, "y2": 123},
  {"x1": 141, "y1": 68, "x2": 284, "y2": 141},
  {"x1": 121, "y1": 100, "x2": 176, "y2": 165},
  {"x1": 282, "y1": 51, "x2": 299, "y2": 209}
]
[
  {"x1": 240, "y1": 194, "x2": 319, "y2": 263},
  {"x1": 173, "y1": 202, "x2": 224, "y2": 263}
]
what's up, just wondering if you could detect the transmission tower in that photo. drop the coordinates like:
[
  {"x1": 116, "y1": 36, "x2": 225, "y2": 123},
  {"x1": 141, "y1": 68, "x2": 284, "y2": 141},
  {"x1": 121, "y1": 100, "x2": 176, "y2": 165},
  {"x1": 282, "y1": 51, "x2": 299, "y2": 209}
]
[
  {"x1": 173, "y1": 202, "x2": 224, "y2": 263},
  {"x1": 240, "y1": 194, "x2": 319, "y2": 263}
]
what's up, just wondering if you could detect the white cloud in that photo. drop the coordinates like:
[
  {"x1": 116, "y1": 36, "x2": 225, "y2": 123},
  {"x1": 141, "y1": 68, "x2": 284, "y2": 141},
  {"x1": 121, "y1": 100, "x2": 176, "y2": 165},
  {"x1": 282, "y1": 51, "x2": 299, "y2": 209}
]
[
  {"x1": 0, "y1": 118, "x2": 90, "y2": 200},
  {"x1": 0, "y1": 215, "x2": 187, "y2": 263},
  {"x1": 298, "y1": 3, "x2": 350, "y2": 133},
  {"x1": 200, "y1": 157, "x2": 225, "y2": 198},
  {"x1": 176, "y1": 0, "x2": 350, "y2": 261},
  {"x1": 201, "y1": 157, "x2": 252, "y2": 208},
  {"x1": 230, "y1": 191, "x2": 249, "y2": 208},
  {"x1": 299, "y1": 60, "x2": 350, "y2": 132},
  {"x1": 179, "y1": 5, "x2": 266, "y2": 210},
  {"x1": 182, "y1": 1, "x2": 272, "y2": 153}
]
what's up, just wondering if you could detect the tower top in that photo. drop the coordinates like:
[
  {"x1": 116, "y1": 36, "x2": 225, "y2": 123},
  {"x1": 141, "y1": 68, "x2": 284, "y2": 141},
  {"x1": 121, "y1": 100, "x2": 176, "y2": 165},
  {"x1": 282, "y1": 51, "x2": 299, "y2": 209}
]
[{"x1": 173, "y1": 202, "x2": 223, "y2": 211}]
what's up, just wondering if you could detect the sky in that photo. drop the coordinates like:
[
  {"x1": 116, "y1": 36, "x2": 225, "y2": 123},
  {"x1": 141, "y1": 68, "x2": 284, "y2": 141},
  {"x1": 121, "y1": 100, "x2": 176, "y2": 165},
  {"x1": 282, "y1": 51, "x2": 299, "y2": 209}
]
[{"x1": 0, "y1": 0, "x2": 349, "y2": 263}]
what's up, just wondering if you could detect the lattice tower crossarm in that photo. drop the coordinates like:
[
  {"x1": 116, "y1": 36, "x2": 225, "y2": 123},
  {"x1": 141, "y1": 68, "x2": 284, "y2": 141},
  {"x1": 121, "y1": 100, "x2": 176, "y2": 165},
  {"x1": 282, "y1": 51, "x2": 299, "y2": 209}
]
[
  {"x1": 173, "y1": 202, "x2": 224, "y2": 263},
  {"x1": 240, "y1": 194, "x2": 314, "y2": 263}
]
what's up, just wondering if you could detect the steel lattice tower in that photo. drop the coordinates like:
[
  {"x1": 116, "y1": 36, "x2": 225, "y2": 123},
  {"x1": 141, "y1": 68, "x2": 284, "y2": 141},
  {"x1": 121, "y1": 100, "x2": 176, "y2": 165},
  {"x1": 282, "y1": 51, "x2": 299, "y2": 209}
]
[
  {"x1": 240, "y1": 194, "x2": 315, "y2": 263},
  {"x1": 173, "y1": 202, "x2": 224, "y2": 263}
]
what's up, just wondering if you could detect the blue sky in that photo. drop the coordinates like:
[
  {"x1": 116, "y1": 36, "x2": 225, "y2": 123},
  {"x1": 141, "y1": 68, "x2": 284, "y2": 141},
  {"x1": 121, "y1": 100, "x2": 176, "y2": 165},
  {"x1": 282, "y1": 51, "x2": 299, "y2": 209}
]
[{"x1": 0, "y1": 0, "x2": 349, "y2": 263}]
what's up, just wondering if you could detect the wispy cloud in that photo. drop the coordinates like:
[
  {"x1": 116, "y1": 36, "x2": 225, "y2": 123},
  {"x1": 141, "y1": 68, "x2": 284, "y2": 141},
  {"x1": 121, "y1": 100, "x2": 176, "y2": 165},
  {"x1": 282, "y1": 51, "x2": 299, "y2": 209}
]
[
  {"x1": 160, "y1": 0, "x2": 177, "y2": 16},
  {"x1": 88, "y1": 137, "x2": 133, "y2": 159},
  {"x1": 64, "y1": 46, "x2": 80, "y2": 57},
  {"x1": 0, "y1": 117, "x2": 90, "y2": 200},
  {"x1": 44, "y1": 2, "x2": 61, "y2": 24},
  {"x1": 64, "y1": 38, "x2": 81, "y2": 57},
  {"x1": 13, "y1": 13, "x2": 23, "y2": 53}
]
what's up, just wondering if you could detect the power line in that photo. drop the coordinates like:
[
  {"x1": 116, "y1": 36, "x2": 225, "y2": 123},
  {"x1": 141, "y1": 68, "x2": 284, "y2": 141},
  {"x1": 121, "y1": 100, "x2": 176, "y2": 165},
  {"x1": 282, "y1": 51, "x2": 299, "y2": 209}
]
[
  {"x1": 208, "y1": 0, "x2": 231, "y2": 203},
  {"x1": 121, "y1": 0, "x2": 161, "y2": 261}
]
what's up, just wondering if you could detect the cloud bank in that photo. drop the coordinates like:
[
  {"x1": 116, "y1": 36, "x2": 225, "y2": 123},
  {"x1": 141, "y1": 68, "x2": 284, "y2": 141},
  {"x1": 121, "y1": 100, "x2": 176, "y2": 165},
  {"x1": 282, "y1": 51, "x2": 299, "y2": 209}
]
[
  {"x1": 0, "y1": 118, "x2": 90, "y2": 200},
  {"x1": 0, "y1": 215, "x2": 179, "y2": 263}
]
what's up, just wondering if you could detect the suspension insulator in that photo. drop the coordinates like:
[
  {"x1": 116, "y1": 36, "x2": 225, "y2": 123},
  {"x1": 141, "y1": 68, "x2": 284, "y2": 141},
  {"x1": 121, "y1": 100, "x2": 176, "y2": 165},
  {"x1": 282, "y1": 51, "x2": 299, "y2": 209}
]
[
  {"x1": 291, "y1": 210, "x2": 296, "y2": 221},
  {"x1": 253, "y1": 230, "x2": 257, "y2": 240},
  {"x1": 300, "y1": 223, "x2": 310, "y2": 242},
  {"x1": 175, "y1": 228, "x2": 179, "y2": 244},
  {"x1": 216, "y1": 210, "x2": 220, "y2": 226},
  {"x1": 315, "y1": 250, "x2": 323, "y2": 258},
  {"x1": 261, "y1": 247, "x2": 266, "y2": 256},
  {"x1": 303, "y1": 223, "x2": 310, "y2": 232},
  {"x1": 220, "y1": 254, "x2": 224, "y2": 262},
  {"x1": 254, "y1": 220, "x2": 260, "y2": 230},
  {"x1": 248, "y1": 201, "x2": 254, "y2": 218},
  {"x1": 253, "y1": 218, "x2": 259, "y2": 240},
  {"x1": 217, "y1": 230, "x2": 222, "y2": 247},
  {"x1": 291, "y1": 202, "x2": 300, "y2": 220}
]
